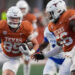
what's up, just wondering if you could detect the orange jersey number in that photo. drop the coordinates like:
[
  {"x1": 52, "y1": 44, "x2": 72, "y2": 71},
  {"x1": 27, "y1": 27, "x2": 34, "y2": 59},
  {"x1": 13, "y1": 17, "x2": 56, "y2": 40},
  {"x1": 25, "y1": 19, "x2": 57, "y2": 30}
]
[{"x1": 56, "y1": 32, "x2": 73, "y2": 47}]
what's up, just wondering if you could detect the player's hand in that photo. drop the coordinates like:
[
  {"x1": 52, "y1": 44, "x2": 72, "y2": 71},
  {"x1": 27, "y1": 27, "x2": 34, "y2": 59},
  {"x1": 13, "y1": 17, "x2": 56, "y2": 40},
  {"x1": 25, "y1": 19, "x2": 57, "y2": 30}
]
[
  {"x1": 19, "y1": 43, "x2": 36, "y2": 56},
  {"x1": 33, "y1": 52, "x2": 45, "y2": 60},
  {"x1": 19, "y1": 43, "x2": 31, "y2": 55}
]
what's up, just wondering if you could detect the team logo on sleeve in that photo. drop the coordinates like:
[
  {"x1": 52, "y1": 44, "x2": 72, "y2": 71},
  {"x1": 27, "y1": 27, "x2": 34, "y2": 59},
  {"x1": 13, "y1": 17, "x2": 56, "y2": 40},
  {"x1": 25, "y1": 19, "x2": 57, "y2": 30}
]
[{"x1": 3, "y1": 31, "x2": 7, "y2": 35}]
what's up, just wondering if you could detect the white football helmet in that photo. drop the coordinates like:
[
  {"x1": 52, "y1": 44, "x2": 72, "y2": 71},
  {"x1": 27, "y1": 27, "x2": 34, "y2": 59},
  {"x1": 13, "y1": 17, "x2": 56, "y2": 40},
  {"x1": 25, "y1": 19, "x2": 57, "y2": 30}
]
[
  {"x1": 16, "y1": 0, "x2": 29, "y2": 16},
  {"x1": 46, "y1": 0, "x2": 67, "y2": 22},
  {"x1": 7, "y1": 6, "x2": 23, "y2": 28}
]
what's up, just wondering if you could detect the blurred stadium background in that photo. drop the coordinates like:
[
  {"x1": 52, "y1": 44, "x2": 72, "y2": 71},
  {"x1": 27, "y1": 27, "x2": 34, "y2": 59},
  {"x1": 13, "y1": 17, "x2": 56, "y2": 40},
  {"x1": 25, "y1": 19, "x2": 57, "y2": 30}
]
[
  {"x1": 0, "y1": 0, "x2": 75, "y2": 19},
  {"x1": 0, "y1": 0, "x2": 75, "y2": 75}
]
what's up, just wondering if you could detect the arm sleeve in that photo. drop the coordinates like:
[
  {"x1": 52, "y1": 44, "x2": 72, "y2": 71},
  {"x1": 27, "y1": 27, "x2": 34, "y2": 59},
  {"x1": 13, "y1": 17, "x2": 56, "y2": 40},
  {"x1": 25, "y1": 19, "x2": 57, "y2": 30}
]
[{"x1": 44, "y1": 46, "x2": 62, "y2": 58}]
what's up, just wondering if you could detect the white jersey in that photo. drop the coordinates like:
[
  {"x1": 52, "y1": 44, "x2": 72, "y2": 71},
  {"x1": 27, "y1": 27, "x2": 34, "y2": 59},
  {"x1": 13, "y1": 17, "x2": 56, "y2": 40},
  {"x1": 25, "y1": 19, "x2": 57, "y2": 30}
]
[
  {"x1": 44, "y1": 27, "x2": 64, "y2": 59},
  {"x1": 43, "y1": 27, "x2": 71, "y2": 75}
]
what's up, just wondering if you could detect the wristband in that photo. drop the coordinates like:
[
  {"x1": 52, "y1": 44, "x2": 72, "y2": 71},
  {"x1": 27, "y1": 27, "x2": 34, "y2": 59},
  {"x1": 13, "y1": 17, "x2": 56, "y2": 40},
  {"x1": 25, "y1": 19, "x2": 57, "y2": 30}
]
[{"x1": 30, "y1": 49, "x2": 35, "y2": 55}]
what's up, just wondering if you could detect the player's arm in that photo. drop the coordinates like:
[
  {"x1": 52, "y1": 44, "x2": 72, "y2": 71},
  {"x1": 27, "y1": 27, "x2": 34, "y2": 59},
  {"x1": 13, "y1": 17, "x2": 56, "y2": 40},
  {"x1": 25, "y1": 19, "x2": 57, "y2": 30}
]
[
  {"x1": 19, "y1": 21, "x2": 39, "y2": 55},
  {"x1": 25, "y1": 33, "x2": 39, "y2": 55},
  {"x1": 39, "y1": 37, "x2": 49, "y2": 52},
  {"x1": 69, "y1": 19, "x2": 75, "y2": 32},
  {"x1": 34, "y1": 46, "x2": 62, "y2": 60},
  {"x1": 30, "y1": 37, "x2": 39, "y2": 54},
  {"x1": 26, "y1": 22, "x2": 39, "y2": 55},
  {"x1": 44, "y1": 46, "x2": 62, "y2": 57},
  {"x1": 19, "y1": 36, "x2": 39, "y2": 56},
  {"x1": 26, "y1": 31, "x2": 39, "y2": 55}
]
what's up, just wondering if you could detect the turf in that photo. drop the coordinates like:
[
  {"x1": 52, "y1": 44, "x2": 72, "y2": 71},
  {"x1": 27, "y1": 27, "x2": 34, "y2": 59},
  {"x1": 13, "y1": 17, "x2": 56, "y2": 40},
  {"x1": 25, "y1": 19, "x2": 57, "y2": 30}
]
[{"x1": 0, "y1": 64, "x2": 44, "y2": 75}]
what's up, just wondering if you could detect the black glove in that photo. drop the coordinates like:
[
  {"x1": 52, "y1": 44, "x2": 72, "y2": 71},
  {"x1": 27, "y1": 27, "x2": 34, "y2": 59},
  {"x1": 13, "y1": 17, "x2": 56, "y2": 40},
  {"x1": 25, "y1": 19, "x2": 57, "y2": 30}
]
[{"x1": 34, "y1": 52, "x2": 45, "y2": 60}]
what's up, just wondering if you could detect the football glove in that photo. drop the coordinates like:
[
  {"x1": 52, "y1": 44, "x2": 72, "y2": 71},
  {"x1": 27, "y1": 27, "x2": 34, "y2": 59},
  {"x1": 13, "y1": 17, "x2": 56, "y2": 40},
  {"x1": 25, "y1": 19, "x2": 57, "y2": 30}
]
[
  {"x1": 19, "y1": 43, "x2": 31, "y2": 55},
  {"x1": 19, "y1": 43, "x2": 35, "y2": 56},
  {"x1": 34, "y1": 52, "x2": 45, "y2": 60}
]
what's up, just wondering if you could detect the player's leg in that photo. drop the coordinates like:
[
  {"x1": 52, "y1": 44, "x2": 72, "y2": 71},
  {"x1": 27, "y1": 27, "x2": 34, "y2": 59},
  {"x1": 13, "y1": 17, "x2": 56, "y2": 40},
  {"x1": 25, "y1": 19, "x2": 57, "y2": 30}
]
[
  {"x1": 23, "y1": 55, "x2": 31, "y2": 75},
  {"x1": 2, "y1": 70, "x2": 14, "y2": 75},
  {"x1": 2, "y1": 58, "x2": 21, "y2": 75},
  {"x1": 0, "y1": 50, "x2": 10, "y2": 69},
  {"x1": 0, "y1": 52, "x2": 15, "y2": 75},
  {"x1": 71, "y1": 55, "x2": 75, "y2": 75},
  {"x1": 58, "y1": 57, "x2": 71, "y2": 75},
  {"x1": 70, "y1": 46, "x2": 75, "y2": 75},
  {"x1": 0, "y1": 44, "x2": 20, "y2": 75},
  {"x1": 43, "y1": 59, "x2": 57, "y2": 75}
]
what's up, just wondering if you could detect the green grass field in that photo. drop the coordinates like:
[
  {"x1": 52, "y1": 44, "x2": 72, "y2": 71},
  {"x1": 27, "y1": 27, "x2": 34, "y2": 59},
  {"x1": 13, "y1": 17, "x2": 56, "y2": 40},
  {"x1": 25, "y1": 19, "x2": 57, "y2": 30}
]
[{"x1": 0, "y1": 64, "x2": 44, "y2": 75}]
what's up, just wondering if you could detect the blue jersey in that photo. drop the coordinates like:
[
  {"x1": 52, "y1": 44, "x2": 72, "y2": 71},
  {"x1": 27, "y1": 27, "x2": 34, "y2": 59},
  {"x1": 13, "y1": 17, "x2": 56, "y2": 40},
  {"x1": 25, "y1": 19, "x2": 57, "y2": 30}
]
[{"x1": 44, "y1": 27, "x2": 65, "y2": 65}]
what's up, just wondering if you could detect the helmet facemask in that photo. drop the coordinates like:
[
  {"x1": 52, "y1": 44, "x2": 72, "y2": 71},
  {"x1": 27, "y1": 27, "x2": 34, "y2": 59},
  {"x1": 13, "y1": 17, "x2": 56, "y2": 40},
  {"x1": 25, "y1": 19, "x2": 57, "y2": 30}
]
[{"x1": 7, "y1": 17, "x2": 22, "y2": 28}]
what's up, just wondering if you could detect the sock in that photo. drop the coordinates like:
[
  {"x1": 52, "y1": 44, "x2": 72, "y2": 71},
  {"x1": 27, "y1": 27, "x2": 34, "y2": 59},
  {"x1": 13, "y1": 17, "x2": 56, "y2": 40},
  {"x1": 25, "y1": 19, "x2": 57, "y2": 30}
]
[{"x1": 23, "y1": 63, "x2": 31, "y2": 75}]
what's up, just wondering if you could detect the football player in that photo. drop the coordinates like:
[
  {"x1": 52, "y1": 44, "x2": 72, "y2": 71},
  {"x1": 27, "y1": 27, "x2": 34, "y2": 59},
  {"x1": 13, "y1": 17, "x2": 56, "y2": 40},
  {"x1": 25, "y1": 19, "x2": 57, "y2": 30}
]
[
  {"x1": 16, "y1": 0, "x2": 38, "y2": 35},
  {"x1": 16, "y1": 0, "x2": 38, "y2": 75},
  {"x1": 34, "y1": 0, "x2": 75, "y2": 75},
  {"x1": 0, "y1": 6, "x2": 39, "y2": 75},
  {"x1": 37, "y1": 27, "x2": 71, "y2": 75}
]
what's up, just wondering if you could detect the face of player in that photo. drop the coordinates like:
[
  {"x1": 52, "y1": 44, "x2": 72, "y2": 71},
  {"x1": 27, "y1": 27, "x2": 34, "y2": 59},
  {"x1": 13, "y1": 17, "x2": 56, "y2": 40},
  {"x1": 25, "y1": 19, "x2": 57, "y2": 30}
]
[
  {"x1": 47, "y1": 12, "x2": 53, "y2": 19},
  {"x1": 9, "y1": 17, "x2": 20, "y2": 25},
  {"x1": 8, "y1": 17, "x2": 21, "y2": 32},
  {"x1": 46, "y1": 12, "x2": 54, "y2": 22}
]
